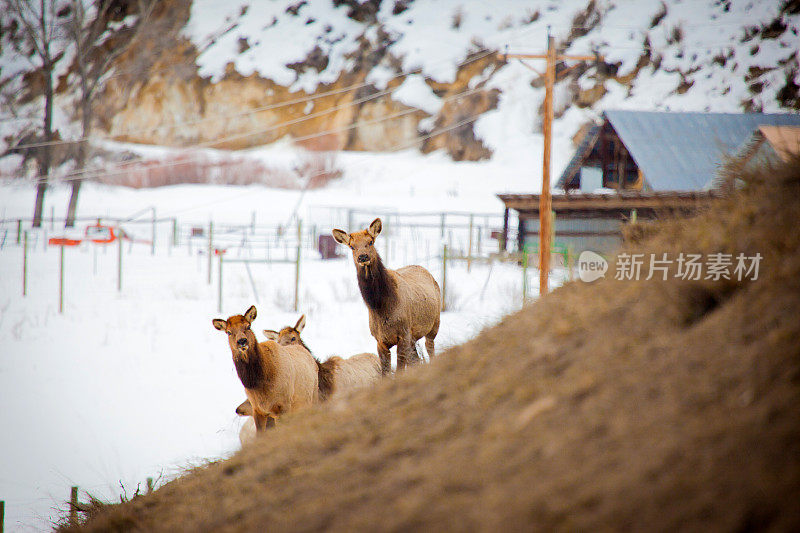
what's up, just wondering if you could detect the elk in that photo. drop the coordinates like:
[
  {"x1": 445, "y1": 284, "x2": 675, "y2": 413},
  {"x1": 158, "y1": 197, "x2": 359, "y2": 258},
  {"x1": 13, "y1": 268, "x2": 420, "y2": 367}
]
[
  {"x1": 213, "y1": 305, "x2": 318, "y2": 433},
  {"x1": 236, "y1": 314, "x2": 381, "y2": 419},
  {"x1": 332, "y1": 218, "x2": 441, "y2": 374}
]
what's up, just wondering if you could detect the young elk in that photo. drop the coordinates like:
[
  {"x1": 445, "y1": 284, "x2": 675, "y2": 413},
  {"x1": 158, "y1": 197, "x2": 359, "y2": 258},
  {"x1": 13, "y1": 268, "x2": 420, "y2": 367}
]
[
  {"x1": 332, "y1": 218, "x2": 441, "y2": 374},
  {"x1": 237, "y1": 314, "x2": 381, "y2": 419},
  {"x1": 213, "y1": 305, "x2": 318, "y2": 433}
]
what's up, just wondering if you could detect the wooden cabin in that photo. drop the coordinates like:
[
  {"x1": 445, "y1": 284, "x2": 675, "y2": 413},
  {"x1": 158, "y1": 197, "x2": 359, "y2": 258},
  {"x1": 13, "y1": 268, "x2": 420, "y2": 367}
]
[{"x1": 499, "y1": 111, "x2": 800, "y2": 255}]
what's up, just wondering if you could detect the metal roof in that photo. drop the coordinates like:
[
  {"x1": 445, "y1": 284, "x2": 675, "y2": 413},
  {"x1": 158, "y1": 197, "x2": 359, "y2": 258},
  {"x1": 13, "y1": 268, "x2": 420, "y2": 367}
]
[{"x1": 557, "y1": 111, "x2": 800, "y2": 191}]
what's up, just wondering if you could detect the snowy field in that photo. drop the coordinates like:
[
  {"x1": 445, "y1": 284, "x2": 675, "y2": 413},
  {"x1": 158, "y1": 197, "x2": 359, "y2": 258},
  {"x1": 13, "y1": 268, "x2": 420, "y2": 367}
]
[{"x1": 0, "y1": 148, "x2": 571, "y2": 531}]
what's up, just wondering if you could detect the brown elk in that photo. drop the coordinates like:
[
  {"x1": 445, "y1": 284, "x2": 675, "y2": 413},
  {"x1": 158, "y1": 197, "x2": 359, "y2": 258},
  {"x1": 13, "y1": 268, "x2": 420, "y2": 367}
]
[
  {"x1": 332, "y1": 218, "x2": 441, "y2": 374},
  {"x1": 237, "y1": 314, "x2": 381, "y2": 419},
  {"x1": 213, "y1": 305, "x2": 318, "y2": 433}
]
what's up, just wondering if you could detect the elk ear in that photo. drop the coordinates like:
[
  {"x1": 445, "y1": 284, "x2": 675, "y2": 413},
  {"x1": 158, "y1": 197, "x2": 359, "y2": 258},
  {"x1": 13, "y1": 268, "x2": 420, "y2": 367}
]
[
  {"x1": 368, "y1": 218, "x2": 382, "y2": 237},
  {"x1": 263, "y1": 329, "x2": 279, "y2": 341},
  {"x1": 294, "y1": 314, "x2": 306, "y2": 333},
  {"x1": 212, "y1": 319, "x2": 227, "y2": 331},
  {"x1": 331, "y1": 228, "x2": 350, "y2": 245},
  {"x1": 244, "y1": 305, "x2": 257, "y2": 323}
]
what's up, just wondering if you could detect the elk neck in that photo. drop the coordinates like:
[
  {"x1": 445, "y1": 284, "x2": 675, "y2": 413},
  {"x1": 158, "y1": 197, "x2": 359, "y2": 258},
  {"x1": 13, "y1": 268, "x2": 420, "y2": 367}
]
[
  {"x1": 357, "y1": 255, "x2": 396, "y2": 311},
  {"x1": 233, "y1": 342, "x2": 275, "y2": 390}
]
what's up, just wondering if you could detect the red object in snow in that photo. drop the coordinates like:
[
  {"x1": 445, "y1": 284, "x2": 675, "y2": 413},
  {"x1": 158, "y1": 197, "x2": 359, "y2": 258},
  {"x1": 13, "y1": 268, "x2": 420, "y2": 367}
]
[
  {"x1": 214, "y1": 248, "x2": 227, "y2": 256},
  {"x1": 84, "y1": 224, "x2": 117, "y2": 244},
  {"x1": 49, "y1": 237, "x2": 82, "y2": 246}
]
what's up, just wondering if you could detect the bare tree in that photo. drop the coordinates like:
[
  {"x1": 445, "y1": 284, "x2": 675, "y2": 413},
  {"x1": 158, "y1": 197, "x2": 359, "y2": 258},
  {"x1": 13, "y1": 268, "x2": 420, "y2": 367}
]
[
  {"x1": 64, "y1": 0, "x2": 153, "y2": 227},
  {"x1": 4, "y1": 0, "x2": 66, "y2": 227}
]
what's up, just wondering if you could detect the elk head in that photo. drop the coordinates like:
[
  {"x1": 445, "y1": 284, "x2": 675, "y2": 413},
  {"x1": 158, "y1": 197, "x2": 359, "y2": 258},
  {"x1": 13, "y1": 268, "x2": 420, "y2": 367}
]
[
  {"x1": 213, "y1": 305, "x2": 258, "y2": 362},
  {"x1": 332, "y1": 218, "x2": 382, "y2": 268},
  {"x1": 263, "y1": 314, "x2": 306, "y2": 346}
]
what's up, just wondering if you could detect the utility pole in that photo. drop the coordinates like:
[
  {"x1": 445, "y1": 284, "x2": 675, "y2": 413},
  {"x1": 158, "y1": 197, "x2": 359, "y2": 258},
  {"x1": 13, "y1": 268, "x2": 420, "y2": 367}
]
[{"x1": 502, "y1": 29, "x2": 601, "y2": 296}]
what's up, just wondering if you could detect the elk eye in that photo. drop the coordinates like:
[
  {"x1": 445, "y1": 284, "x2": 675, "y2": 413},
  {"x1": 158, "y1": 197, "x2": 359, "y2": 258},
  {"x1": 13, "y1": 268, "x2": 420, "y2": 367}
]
[{"x1": 291, "y1": 337, "x2": 296, "y2": 342}]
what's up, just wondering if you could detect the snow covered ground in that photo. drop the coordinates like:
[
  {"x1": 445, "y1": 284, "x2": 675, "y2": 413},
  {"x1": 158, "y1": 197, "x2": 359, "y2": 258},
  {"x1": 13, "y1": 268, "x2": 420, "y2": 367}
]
[{"x1": 0, "y1": 147, "x2": 571, "y2": 531}]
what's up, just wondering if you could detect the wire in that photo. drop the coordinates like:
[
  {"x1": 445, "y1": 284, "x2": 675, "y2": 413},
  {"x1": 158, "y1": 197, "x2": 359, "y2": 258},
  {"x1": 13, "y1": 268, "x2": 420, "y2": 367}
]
[
  {"x1": 16, "y1": 53, "x2": 497, "y2": 186},
  {"x1": 9, "y1": 48, "x2": 496, "y2": 151},
  {"x1": 160, "y1": 109, "x2": 487, "y2": 220}
]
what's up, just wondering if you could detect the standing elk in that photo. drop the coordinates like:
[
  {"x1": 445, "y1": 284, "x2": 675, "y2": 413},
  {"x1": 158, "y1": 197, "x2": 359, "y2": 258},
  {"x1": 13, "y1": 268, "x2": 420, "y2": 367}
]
[
  {"x1": 332, "y1": 218, "x2": 441, "y2": 374},
  {"x1": 213, "y1": 305, "x2": 318, "y2": 433}
]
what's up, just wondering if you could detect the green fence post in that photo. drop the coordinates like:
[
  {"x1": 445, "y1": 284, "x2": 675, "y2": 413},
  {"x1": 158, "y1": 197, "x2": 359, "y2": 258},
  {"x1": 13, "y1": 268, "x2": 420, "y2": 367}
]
[
  {"x1": 22, "y1": 231, "x2": 28, "y2": 297},
  {"x1": 522, "y1": 246, "x2": 529, "y2": 304}
]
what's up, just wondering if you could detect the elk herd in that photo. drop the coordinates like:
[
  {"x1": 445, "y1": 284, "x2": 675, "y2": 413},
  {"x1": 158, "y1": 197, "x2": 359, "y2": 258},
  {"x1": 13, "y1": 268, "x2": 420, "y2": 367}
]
[{"x1": 212, "y1": 218, "x2": 441, "y2": 444}]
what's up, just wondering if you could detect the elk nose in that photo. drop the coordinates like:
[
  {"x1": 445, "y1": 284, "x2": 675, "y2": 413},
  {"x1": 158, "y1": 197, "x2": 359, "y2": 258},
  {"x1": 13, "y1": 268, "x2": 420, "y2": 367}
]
[
  {"x1": 358, "y1": 254, "x2": 369, "y2": 263},
  {"x1": 237, "y1": 338, "x2": 248, "y2": 347}
]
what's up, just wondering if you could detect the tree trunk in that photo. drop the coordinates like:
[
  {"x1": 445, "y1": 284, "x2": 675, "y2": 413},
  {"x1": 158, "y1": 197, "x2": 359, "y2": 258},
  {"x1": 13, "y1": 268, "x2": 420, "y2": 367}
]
[
  {"x1": 65, "y1": 97, "x2": 90, "y2": 227},
  {"x1": 32, "y1": 61, "x2": 53, "y2": 228}
]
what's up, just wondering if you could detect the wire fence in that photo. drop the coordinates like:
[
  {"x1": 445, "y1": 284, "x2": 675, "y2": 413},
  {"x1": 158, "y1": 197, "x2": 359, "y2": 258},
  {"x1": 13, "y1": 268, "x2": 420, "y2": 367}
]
[{"x1": 0, "y1": 210, "x2": 548, "y2": 316}]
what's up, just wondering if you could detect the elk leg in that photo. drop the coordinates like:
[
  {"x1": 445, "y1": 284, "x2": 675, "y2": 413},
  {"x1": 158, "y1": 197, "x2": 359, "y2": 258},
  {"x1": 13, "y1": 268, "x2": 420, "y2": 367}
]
[
  {"x1": 397, "y1": 331, "x2": 419, "y2": 370},
  {"x1": 377, "y1": 342, "x2": 392, "y2": 375},
  {"x1": 425, "y1": 317, "x2": 439, "y2": 360},
  {"x1": 425, "y1": 336, "x2": 436, "y2": 360}
]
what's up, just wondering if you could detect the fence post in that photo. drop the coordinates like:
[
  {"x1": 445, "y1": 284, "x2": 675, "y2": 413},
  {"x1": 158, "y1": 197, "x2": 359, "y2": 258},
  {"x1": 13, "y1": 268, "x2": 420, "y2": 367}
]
[
  {"x1": 440, "y1": 213, "x2": 446, "y2": 240},
  {"x1": 22, "y1": 231, "x2": 28, "y2": 297},
  {"x1": 151, "y1": 208, "x2": 156, "y2": 256},
  {"x1": 217, "y1": 253, "x2": 223, "y2": 314},
  {"x1": 16, "y1": 219, "x2": 21, "y2": 245},
  {"x1": 59, "y1": 246, "x2": 65, "y2": 314},
  {"x1": 441, "y1": 244, "x2": 448, "y2": 312},
  {"x1": 467, "y1": 214, "x2": 474, "y2": 272},
  {"x1": 294, "y1": 219, "x2": 302, "y2": 313},
  {"x1": 347, "y1": 209, "x2": 354, "y2": 232},
  {"x1": 569, "y1": 246, "x2": 576, "y2": 282},
  {"x1": 117, "y1": 235, "x2": 123, "y2": 292},
  {"x1": 50, "y1": 206, "x2": 55, "y2": 230},
  {"x1": 69, "y1": 486, "x2": 78, "y2": 526},
  {"x1": 1, "y1": 498, "x2": 4, "y2": 533},
  {"x1": 207, "y1": 221, "x2": 214, "y2": 285},
  {"x1": 250, "y1": 211, "x2": 256, "y2": 234},
  {"x1": 172, "y1": 218, "x2": 178, "y2": 248},
  {"x1": 522, "y1": 246, "x2": 529, "y2": 304}
]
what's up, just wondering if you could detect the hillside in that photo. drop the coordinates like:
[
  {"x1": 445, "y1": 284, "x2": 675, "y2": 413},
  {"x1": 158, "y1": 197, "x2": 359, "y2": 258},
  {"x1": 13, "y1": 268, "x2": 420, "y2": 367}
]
[
  {"x1": 65, "y1": 159, "x2": 800, "y2": 531},
  {"x1": 1, "y1": 0, "x2": 799, "y2": 184}
]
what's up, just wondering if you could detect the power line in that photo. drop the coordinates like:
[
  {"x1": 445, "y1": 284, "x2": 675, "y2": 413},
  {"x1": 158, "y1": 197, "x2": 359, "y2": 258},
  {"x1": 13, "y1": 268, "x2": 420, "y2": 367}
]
[
  {"x1": 159, "y1": 109, "x2": 488, "y2": 221},
  {"x1": 24, "y1": 81, "x2": 489, "y2": 185},
  {"x1": 8, "y1": 48, "x2": 496, "y2": 151}
]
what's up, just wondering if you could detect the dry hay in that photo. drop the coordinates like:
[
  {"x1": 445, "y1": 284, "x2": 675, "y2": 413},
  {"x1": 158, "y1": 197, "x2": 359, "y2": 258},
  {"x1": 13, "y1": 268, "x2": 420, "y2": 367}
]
[{"x1": 69, "y1": 158, "x2": 800, "y2": 532}]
